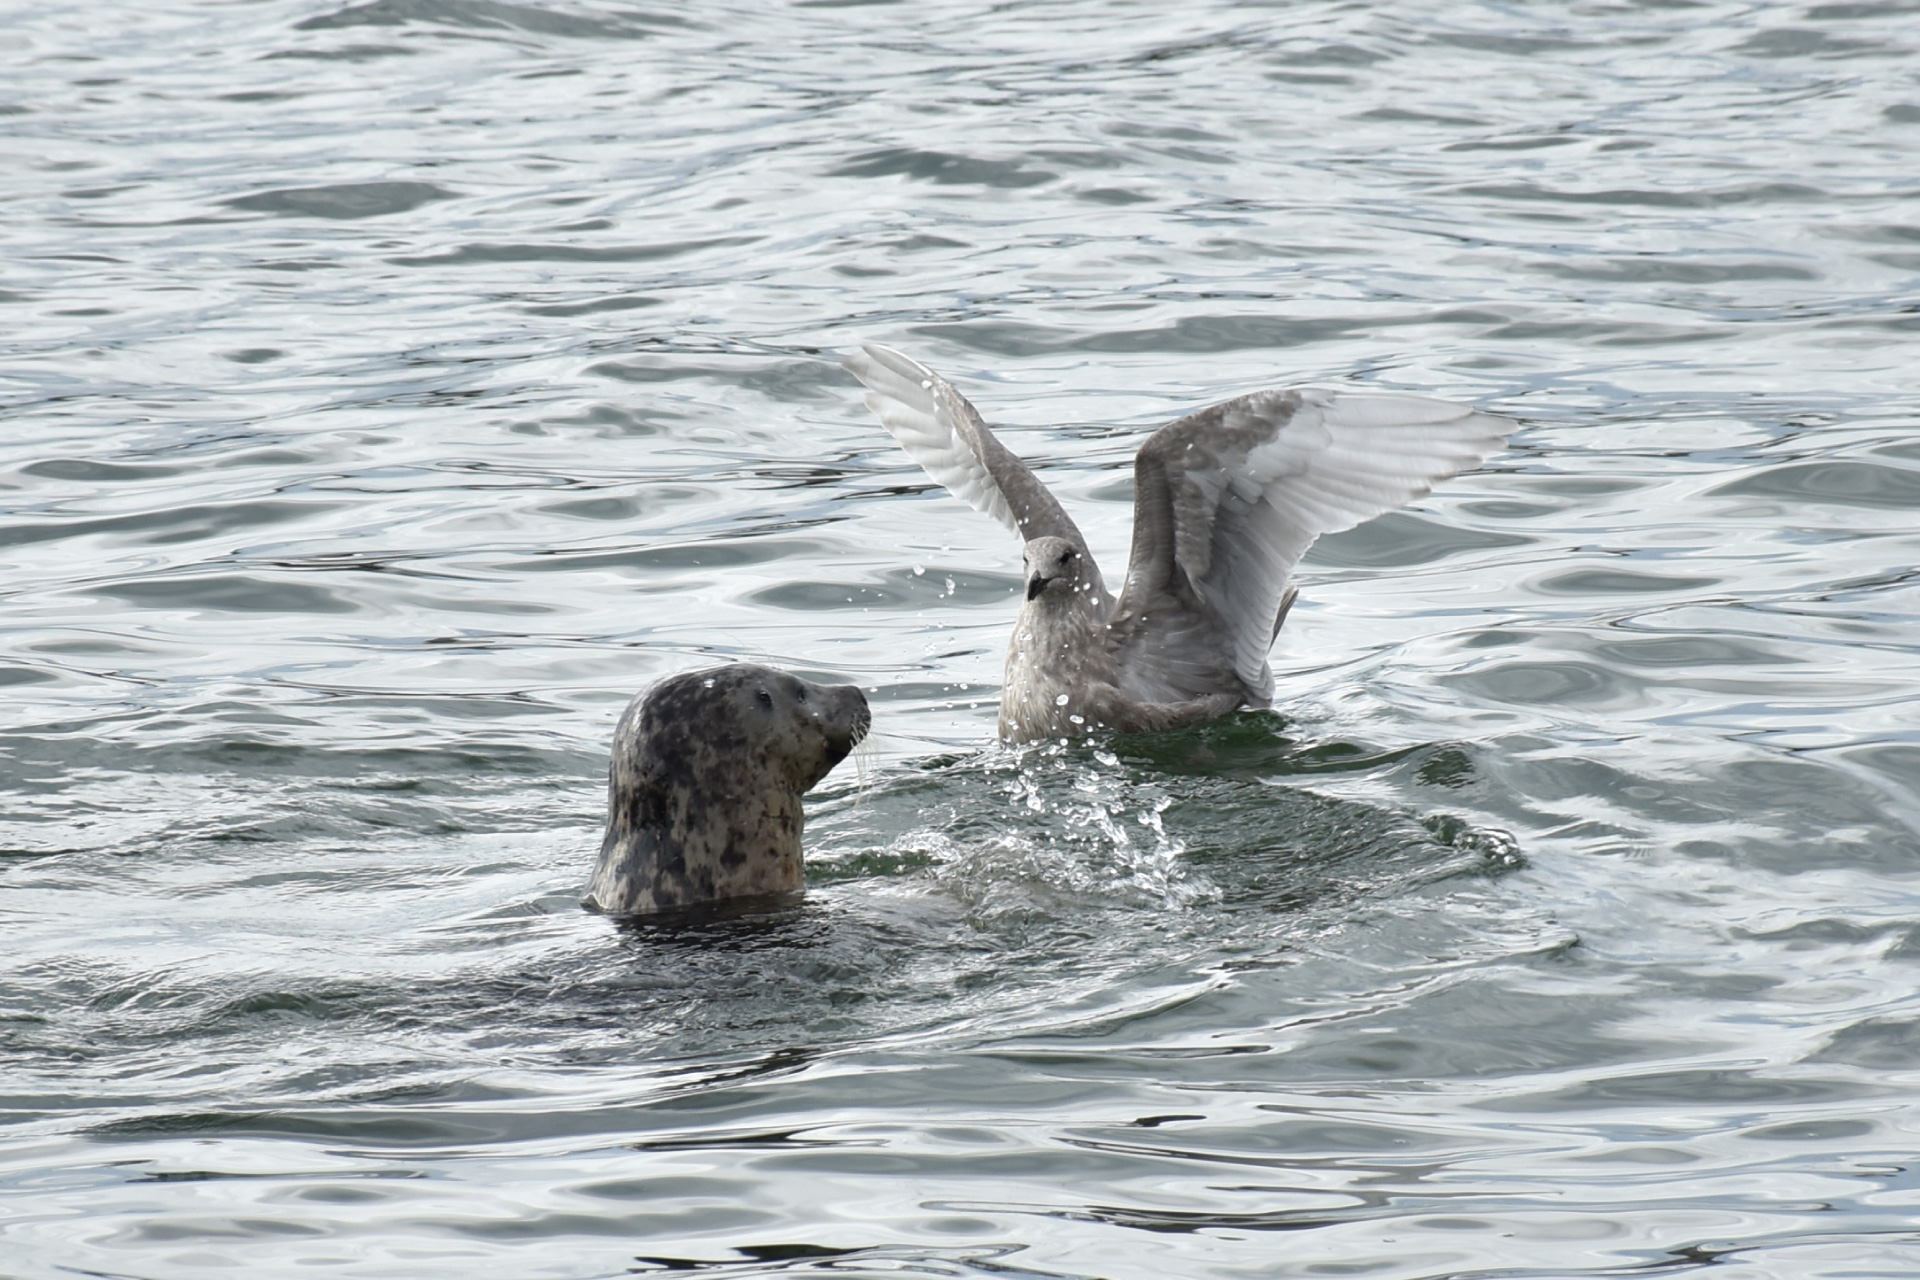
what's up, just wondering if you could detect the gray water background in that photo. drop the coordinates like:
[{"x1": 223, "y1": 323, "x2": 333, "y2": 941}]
[{"x1": 5, "y1": 1, "x2": 1920, "y2": 1275}]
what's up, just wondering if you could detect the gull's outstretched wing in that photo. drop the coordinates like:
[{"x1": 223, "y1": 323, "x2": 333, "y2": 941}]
[
  {"x1": 843, "y1": 343, "x2": 1088, "y2": 549},
  {"x1": 1108, "y1": 387, "x2": 1512, "y2": 704}
]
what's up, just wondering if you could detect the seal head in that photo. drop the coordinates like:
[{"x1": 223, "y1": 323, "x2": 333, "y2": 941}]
[{"x1": 586, "y1": 663, "x2": 870, "y2": 916}]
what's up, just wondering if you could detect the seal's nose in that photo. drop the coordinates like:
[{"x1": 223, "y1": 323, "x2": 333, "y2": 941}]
[
  {"x1": 1025, "y1": 574, "x2": 1050, "y2": 601},
  {"x1": 820, "y1": 682, "x2": 871, "y2": 763},
  {"x1": 849, "y1": 697, "x2": 871, "y2": 747}
]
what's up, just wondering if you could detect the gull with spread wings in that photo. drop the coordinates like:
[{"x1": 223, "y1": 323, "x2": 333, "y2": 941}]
[{"x1": 844, "y1": 344, "x2": 1512, "y2": 743}]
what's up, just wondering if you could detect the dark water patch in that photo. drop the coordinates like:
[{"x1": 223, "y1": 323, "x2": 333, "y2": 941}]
[
  {"x1": 294, "y1": 0, "x2": 686, "y2": 40},
  {"x1": 391, "y1": 235, "x2": 754, "y2": 266},
  {"x1": 1527, "y1": 476, "x2": 1646, "y2": 499},
  {"x1": 921, "y1": 305, "x2": 1581, "y2": 358},
  {"x1": 1838, "y1": 743, "x2": 1920, "y2": 801},
  {"x1": 263, "y1": 43, "x2": 416, "y2": 60},
  {"x1": 1732, "y1": 916, "x2": 1920, "y2": 949},
  {"x1": 0, "y1": 499, "x2": 347, "y2": 550},
  {"x1": 1810, "y1": 2, "x2": 1920, "y2": 16},
  {"x1": 522, "y1": 294, "x2": 660, "y2": 317},
  {"x1": 514, "y1": 537, "x2": 830, "y2": 575},
  {"x1": 1099, "y1": 713, "x2": 1418, "y2": 783},
  {"x1": 915, "y1": 315, "x2": 1366, "y2": 357},
  {"x1": 1531, "y1": 568, "x2": 1721, "y2": 596},
  {"x1": 1305, "y1": 511, "x2": 1533, "y2": 569},
  {"x1": 174, "y1": 738, "x2": 589, "y2": 781},
  {"x1": 1460, "y1": 499, "x2": 1561, "y2": 519},
  {"x1": 1239, "y1": 980, "x2": 1646, "y2": 1084},
  {"x1": 1272, "y1": 43, "x2": 1390, "y2": 68},
  {"x1": 20, "y1": 457, "x2": 187, "y2": 483},
  {"x1": 1596, "y1": 324, "x2": 1740, "y2": 347},
  {"x1": 1444, "y1": 659, "x2": 1625, "y2": 707},
  {"x1": 224, "y1": 182, "x2": 455, "y2": 220},
  {"x1": 1011, "y1": 1196, "x2": 1386, "y2": 1237},
  {"x1": 90, "y1": 575, "x2": 359, "y2": 616},
  {"x1": 883, "y1": 233, "x2": 970, "y2": 252},
  {"x1": 752, "y1": 568, "x2": 1019, "y2": 612},
  {"x1": 1813, "y1": 1017, "x2": 1920, "y2": 1068},
  {"x1": 1589, "y1": 634, "x2": 1796, "y2": 669},
  {"x1": 1434, "y1": 31, "x2": 1589, "y2": 55},
  {"x1": 1076, "y1": 187, "x2": 1154, "y2": 206},
  {"x1": 86, "y1": 1108, "x2": 506, "y2": 1146},
  {"x1": 1355, "y1": 106, "x2": 1486, "y2": 125},
  {"x1": 539, "y1": 403, "x2": 693, "y2": 437},
  {"x1": 1460, "y1": 181, "x2": 1825, "y2": 209},
  {"x1": 1416, "y1": 747, "x2": 1478, "y2": 789},
  {"x1": 1736, "y1": 27, "x2": 1886, "y2": 57},
  {"x1": 828, "y1": 149, "x2": 1057, "y2": 189},
  {"x1": 1532, "y1": 257, "x2": 1819, "y2": 284},
  {"x1": 587, "y1": 356, "x2": 838, "y2": 398},
  {"x1": 1484, "y1": 1068, "x2": 1878, "y2": 1113},
  {"x1": 1707, "y1": 460, "x2": 1920, "y2": 509},
  {"x1": 1679, "y1": 755, "x2": 1920, "y2": 872},
  {"x1": 860, "y1": 681, "x2": 996, "y2": 706},
  {"x1": 1443, "y1": 134, "x2": 1582, "y2": 152},
  {"x1": 1028, "y1": 149, "x2": 1129, "y2": 171},
  {"x1": 1740, "y1": 1118, "x2": 1875, "y2": 1142},
  {"x1": 535, "y1": 490, "x2": 699, "y2": 521},
  {"x1": 626, "y1": 1243, "x2": 1032, "y2": 1275}
]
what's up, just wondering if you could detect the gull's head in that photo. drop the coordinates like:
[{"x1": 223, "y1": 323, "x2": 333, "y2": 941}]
[{"x1": 1023, "y1": 536, "x2": 1087, "y2": 603}]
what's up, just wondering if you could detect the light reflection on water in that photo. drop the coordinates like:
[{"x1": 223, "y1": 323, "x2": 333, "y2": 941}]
[{"x1": 5, "y1": 0, "x2": 1920, "y2": 1276}]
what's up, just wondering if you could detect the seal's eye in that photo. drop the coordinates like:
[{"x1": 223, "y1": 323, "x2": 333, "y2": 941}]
[{"x1": 755, "y1": 689, "x2": 774, "y2": 709}]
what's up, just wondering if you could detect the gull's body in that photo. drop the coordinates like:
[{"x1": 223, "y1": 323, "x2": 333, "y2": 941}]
[{"x1": 843, "y1": 344, "x2": 1512, "y2": 743}]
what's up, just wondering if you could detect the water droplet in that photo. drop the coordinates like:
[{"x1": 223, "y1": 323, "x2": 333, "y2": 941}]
[{"x1": 1055, "y1": 694, "x2": 1070, "y2": 706}]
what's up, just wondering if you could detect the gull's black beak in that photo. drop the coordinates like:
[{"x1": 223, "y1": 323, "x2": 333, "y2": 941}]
[{"x1": 1026, "y1": 575, "x2": 1050, "y2": 601}]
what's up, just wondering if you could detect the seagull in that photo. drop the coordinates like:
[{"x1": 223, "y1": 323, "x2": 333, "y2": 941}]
[{"x1": 843, "y1": 344, "x2": 1511, "y2": 743}]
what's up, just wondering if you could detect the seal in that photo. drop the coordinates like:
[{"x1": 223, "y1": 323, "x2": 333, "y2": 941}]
[{"x1": 585, "y1": 663, "x2": 871, "y2": 916}]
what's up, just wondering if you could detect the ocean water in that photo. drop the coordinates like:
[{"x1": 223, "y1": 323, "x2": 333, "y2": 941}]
[{"x1": 5, "y1": 1, "x2": 1920, "y2": 1276}]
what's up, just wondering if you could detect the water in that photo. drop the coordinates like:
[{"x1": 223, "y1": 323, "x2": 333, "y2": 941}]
[{"x1": 5, "y1": 0, "x2": 1920, "y2": 1275}]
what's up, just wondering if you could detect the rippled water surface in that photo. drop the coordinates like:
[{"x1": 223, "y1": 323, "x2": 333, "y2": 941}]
[{"x1": 6, "y1": 1, "x2": 1920, "y2": 1275}]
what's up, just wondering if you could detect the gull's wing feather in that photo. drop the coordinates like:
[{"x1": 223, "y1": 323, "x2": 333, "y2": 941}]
[
  {"x1": 1109, "y1": 387, "x2": 1512, "y2": 703},
  {"x1": 843, "y1": 343, "x2": 1087, "y2": 548}
]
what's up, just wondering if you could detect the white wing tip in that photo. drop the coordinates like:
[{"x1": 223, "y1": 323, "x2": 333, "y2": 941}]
[{"x1": 842, "y1": 341, "x2": 927, "y2": 386}]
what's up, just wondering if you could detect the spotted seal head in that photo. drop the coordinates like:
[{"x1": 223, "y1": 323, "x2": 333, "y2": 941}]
[{"x1": 585, "y1": 663, "x2": 871, "y2": 916}]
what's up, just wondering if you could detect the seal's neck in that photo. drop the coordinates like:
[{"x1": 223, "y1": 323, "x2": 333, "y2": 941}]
[{"x1": 590, "y1": 763, "x2": 806, "y2": 915}]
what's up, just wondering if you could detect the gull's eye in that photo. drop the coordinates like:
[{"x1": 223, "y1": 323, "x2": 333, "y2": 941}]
[{"x1": 756, "y1": 689, "x2": 774, "y2": 709}]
